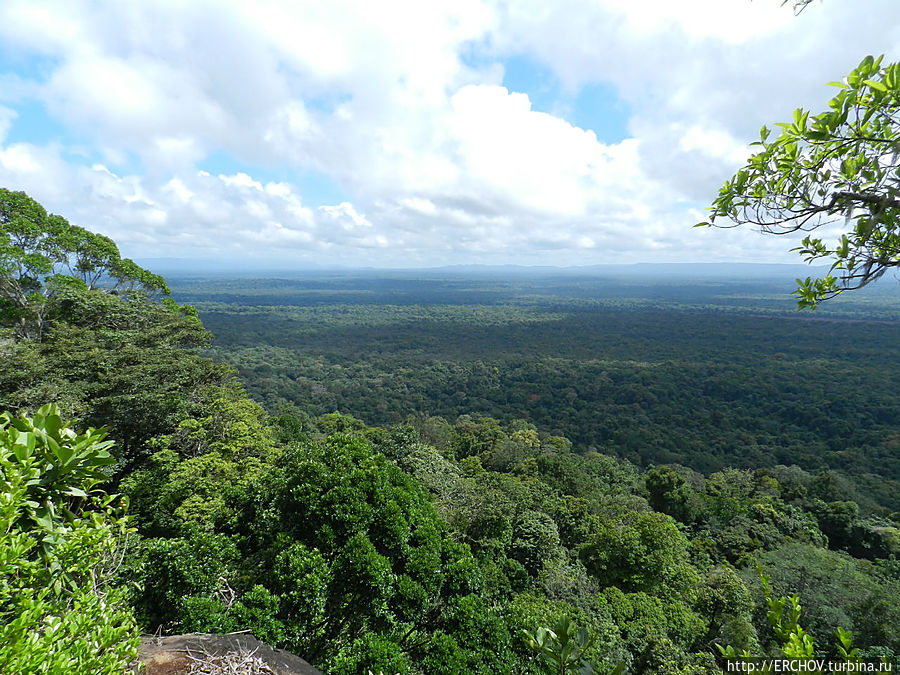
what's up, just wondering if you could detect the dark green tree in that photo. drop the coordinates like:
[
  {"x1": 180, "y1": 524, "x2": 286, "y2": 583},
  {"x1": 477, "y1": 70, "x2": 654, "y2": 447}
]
[
  {"x1": 645, "y1": 466, "x2": 706, "y2": 525},
  {"x1": 509, "y1": 510, "x2": 561, "y2": 577},
  {"x1": 0, "y1": 287, "x2": 232, "y2": 467}
]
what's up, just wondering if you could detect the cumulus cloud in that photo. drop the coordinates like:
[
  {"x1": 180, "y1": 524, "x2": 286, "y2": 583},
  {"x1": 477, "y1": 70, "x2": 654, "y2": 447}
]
[{"x1": 0, "y1": 0, "x2": 897, "y2": 266}]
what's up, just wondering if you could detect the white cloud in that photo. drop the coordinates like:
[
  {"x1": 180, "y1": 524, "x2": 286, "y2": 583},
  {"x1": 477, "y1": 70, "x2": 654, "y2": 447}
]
[
  {"x1": 0, "y1": 106, "x2": 16, "y2": 143},
  {"x1": 603, "y1": 0, "x2": 793, "y2": 45},
  {"x1": 448, "y1": 85, "x2": 607, "y2": 215},
  {"x1": 0, "y1": 143, "x2": 42, "y2": 174},
  {"x1": 399, "y1": 197, "x2": 438, "y2": 216},
  {"x1": 319, "y1": 202, "x2": 372, "y2": 230},
  {"x1": 0, "y1": 0, "x2": 897, "y2": 266}
]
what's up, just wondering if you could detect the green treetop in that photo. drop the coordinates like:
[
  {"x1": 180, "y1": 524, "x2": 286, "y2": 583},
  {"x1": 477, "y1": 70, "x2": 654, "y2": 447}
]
[{"x1": 0, "y1": 188, "x2": 169, "y2": 339}]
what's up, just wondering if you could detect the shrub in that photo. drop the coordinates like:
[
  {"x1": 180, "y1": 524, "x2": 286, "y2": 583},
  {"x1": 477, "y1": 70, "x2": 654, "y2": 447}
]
[{"x1": 0, "y1": 404, "x2": 139, "y2": 674}]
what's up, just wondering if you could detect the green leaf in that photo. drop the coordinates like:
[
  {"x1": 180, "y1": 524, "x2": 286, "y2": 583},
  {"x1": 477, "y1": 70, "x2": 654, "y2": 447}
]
[
  {"x1": 863, "y1": 79, "x2": 887, "y2": 92},
  {"x1": 43, "y1": 413, "x2": 63, "y2": 438},
  {"x1": 52, "y1": 441, "x2": 75, "y2": 467},
  {"x1": 33, "y1": 511, "x2": 54, "y2": 530},
  {"x1": 7, "y1": 417, "x2": 32, "y2": 433},
  {"x1": 11, "y1": 441, "x2": 32, "y2": 462}
]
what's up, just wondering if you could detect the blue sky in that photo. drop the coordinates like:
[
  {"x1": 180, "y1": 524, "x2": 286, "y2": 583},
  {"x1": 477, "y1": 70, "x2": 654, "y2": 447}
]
[
  {"x1": 0, "y1": 0, "x2": 898, "y2": 268},
  {"x1": 500, "y1": 54, "x2": 630, "y2": 145}
]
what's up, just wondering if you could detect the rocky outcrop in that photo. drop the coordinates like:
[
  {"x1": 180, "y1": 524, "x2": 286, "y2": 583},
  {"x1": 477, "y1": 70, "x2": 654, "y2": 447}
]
[{"x1": 134, "y1": 632, "x2": 323, "y2": 675}]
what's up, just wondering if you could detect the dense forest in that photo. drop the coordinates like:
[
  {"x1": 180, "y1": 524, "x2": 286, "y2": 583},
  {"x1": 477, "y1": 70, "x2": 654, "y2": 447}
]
[
  {"x1": 3, "y1": 189, "x2": 900, "y2": 673},
  {"x1": 180, "y1": 273, "x2": 900, "y2": 514},
  {"x1": 4, "y1": 0, "x2": 900, "y2": 670}
]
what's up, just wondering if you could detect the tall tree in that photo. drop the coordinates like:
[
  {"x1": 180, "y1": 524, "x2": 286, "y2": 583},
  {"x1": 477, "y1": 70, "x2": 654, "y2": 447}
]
[{"x1": 0, "y1": 188, "x2": 168, "y2": 339}]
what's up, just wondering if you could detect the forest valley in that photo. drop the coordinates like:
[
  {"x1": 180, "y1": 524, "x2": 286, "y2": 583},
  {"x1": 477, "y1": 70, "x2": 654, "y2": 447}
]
[{"x1": 2, "y1": 189, "x2": 900, "y2": 674}]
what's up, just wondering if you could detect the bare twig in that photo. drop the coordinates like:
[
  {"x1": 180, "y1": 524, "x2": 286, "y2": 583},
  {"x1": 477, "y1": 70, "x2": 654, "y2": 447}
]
[{"x1": 184, "y1": 643, "x2": 276, "y2": 675}]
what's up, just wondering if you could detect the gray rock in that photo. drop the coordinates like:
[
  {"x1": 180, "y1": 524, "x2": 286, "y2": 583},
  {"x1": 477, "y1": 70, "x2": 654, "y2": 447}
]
[{"x1": 134, "y1": 632, "x2": 324, "y2": 675}]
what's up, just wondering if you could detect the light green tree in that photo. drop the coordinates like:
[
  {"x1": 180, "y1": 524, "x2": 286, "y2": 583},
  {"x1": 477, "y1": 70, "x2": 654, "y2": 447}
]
[
  {"x1": 0, "y1": 404, "x2": 139, "y2": 674},
  {"x1": 700, "y1": 55, "x2": 900, "y2": 307},
  {"x1": 522, "y1": 616, "x2": 603, "y2": 675}
]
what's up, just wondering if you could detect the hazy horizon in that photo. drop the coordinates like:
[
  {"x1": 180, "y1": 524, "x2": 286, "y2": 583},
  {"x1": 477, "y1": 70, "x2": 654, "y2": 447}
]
[{"x1": 139, "y1": 258, "x2": 832, "y2": 276}]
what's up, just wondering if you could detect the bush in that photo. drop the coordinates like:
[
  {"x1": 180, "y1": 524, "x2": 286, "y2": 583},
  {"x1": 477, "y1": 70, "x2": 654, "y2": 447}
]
[{"x1": 0, "y1": 405, "x2": 139, "y2": 674}]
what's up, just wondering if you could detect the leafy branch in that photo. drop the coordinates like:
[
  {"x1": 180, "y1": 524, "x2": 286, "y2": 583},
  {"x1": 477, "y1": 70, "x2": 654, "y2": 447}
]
[{"x1": 699, "y1": 55, "x2": 900, "y2": 307}]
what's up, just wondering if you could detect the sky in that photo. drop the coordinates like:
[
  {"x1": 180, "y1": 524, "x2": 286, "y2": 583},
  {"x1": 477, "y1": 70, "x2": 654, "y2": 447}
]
[{"x1": 1, "y1": 0, "x2": 899, "y2": 269}]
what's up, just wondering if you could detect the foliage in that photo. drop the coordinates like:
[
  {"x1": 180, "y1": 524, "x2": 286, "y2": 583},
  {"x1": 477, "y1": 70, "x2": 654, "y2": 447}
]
[
  {"x1": 744, "y1": 544, "x2": 900, "y2": 655},
  {"x1": 760, "y1": 571, "x2": 816, "y2": 658},
  {"x1": 146, "y1": 429, "x2": 520, "y2": 673},
  {"x1": 645, "y1": 466, "x2": 706, "y2": 526},
  {"x1": 694, "y1": 566, "x2": 759, "y2": 654},
  {"x1": 194, "y1": 283, "x2": 900, "y2": 514},
  {"x1": 0, "y1": 404, "x2": 117, "y2": 546},
  {"x1": 601, "y1": 587, "x2": 709, "y2": 672},
  {"x1": 701, "y1": 56, "x2": 900, "y2": 307},
  {"x1": 509, "y1": 510, "x2": 561, "y2": 576},
  {"x1": 0, "y1": 405, "x2": 139, "y2": 674},
  {"x1": 715, "y1": 568, "x2": 845, "y2": 665},
  {"x1": 2, "y1": 198, "x2": 899, "y2": 673},
  {"x1": 0, "y1": 286, "x2": 232, "y2": 469},
  {"x1": 580, "y1": 511, "x2": 696, "y2": 594},
  {"x1": 123, "y1": 530, "x2": 240, "y2": 629},
  {"x1": 836, "y1": 626, "x2": 861, "y2": 662},
  {"x1": 120, "y1": 387, "x2": 277, "y2": 535},
  {"x1": 521, "y1": 616, "x2": 600, "y2": 675},
  {"x1": 0, "y1": 188, "x2": 168, "y2": 339}
]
